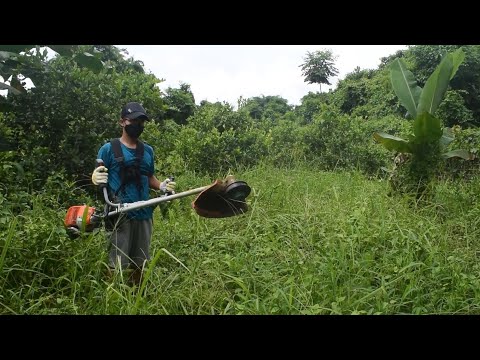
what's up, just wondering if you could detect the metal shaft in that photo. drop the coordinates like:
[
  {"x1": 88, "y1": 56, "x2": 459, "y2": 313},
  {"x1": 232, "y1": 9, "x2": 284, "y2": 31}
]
[
  {"x1": 106, "y1": 185, "x2": 210, "y2": 217},
  {"x1": 103, "y1": 187, "x2": 120, "y2": 208}
]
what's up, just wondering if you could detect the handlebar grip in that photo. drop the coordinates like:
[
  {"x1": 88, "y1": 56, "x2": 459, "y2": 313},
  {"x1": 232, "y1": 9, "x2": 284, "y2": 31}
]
[
  {"x1": 166, "y1": 175, "x2": 175, "y2": 196},
  {"x1": 96, "y1": 159, "x2": 106, "y2": 189}
]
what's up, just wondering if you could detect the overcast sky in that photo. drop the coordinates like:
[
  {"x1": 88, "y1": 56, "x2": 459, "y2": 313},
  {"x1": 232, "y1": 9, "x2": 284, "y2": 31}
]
[{"x1": 117, "y1": 45, "x2": 407, "y2": 108}]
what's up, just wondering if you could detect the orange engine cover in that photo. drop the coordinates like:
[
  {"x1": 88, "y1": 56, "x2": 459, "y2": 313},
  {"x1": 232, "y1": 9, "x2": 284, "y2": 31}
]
[{"x1": 64, "y1": 205, "x2": 96, "y2": 229}]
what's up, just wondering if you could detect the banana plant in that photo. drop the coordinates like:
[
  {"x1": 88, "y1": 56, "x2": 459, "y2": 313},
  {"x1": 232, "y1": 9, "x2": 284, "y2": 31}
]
[{"x1": 373, "y1": 48, "x2": 471, "y2": 196}]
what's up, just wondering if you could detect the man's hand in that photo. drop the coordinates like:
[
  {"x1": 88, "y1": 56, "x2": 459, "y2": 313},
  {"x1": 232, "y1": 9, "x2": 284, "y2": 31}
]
[
  {"x1": 160, "y1": 178, "x2": 176, "y2": 193},
  {"x1": 92, "y1": 166, "x2": 108, "y2": 185}
]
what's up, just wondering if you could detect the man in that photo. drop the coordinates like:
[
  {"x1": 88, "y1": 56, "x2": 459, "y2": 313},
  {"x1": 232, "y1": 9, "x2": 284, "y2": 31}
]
[{"x1": 91, "y1": 102, "x2": 175, "y2": 285}]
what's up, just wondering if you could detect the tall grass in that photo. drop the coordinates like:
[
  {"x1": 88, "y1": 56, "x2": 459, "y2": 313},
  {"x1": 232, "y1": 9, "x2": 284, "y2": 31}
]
[{"x1": 1, "y1": 165, "x2": 480, "y2": 314}]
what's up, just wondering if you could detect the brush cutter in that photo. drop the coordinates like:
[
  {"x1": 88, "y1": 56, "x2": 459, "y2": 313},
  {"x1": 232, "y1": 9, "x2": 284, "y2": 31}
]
[{"x1": 64, "y1": 163, "x2": 251, "y2": 237}]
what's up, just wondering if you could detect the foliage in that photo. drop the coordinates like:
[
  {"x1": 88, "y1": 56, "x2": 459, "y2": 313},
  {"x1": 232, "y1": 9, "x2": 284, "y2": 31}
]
[
  {"x1": 331, "y1": 46, "x2": 480, "y2": 129},
  {"x1": 2, "y1": 52, "x2": 165, "y2": 191},
  {"x1": 94, "y1": 45, "x2": 145, "y2": 74},
  {"x1": 374, "y1": 49, "x2": 471, "y2": 197},
  {"x1": 164, "y1": 82, "x2": 197, "y2": 125},
  {"x1": 294, "y1": 91, "x2": 332, "y2": 124},
  {"x1": 238, "y1": 95, "x2": 292, "y2": 124},
  {"x1": 436, "y1": 90, "x2": 474, "y2": 127},
  {"x1": 0, "y1": 45, "x2": 104, "y2": 96},
  {"x1": 266, "y1": 119, "x2": 307, "y2": 167},
  {"x1": 406, "y1": 45, "x2": 461, "y2": 86},
  {"x1": 173, "y1": 102, "x2": 268, "y2": 174},
  {"x1": 379, "y1": 49, "x2": 408, "y2": 69},
  {"x1": 443, "y1": 126, "x2": 480, "y2": 179},
  {"x1": 303, "y1": 114, "x2": 409, "y2": 175},
  {"x1": 332, "y1": 67, "x2": 404, "y2": 119},
  {"x1": 141, "y1": 119, "x2": 185, "y2": 176},
  {"x1": 405, "y1": 45, "x2": 480, "y2": 127},
  {"x1": 0, "y1": 45, "x2": 110, "y2": 151}
]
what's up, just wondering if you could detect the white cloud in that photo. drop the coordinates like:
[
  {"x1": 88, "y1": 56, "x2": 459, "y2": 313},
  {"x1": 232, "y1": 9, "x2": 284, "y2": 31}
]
[{"x1": 121, "y1": 45, "x2": 408, "y2": 107}]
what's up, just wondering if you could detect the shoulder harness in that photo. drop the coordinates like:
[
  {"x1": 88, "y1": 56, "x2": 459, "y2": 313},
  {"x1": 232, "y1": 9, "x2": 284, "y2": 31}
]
[{"x1": 110, "y1": 138, "x2": 145, "y2": 196}]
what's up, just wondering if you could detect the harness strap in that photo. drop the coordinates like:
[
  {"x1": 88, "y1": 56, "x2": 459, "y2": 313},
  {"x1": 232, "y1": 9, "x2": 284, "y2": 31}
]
[{"x1": 110, "y1": 138, "x2": 145, "y2": 196}]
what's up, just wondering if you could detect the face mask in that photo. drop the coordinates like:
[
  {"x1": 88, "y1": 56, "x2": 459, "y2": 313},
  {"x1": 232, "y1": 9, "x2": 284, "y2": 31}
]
[{"x1": 125, "y1": 124, "x2": 144, "y2": 138}]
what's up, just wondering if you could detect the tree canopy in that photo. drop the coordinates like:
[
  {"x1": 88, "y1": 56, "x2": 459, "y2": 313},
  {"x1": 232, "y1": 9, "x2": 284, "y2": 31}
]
[{"x1": 299, "y1": 49, "x2": 339, "y2": 92}]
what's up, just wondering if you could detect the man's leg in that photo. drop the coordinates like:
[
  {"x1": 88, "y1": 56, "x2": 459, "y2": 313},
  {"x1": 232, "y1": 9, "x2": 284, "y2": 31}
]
[
  {"x1": 108, "y1": 217, "x2": 133, "y2": 270},
  {"x1": 129, "y1": 218, "x2": 153, "y2": 285}
]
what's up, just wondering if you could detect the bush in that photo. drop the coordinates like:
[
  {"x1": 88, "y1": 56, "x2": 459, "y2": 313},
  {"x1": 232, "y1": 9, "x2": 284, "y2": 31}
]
[
  {"x1": 172, "y1": 102, "x2": 268, "y2": 175},
  {"x1": 444, "y1": 126, "x2": 480, "y2": 179},
  {"x1": 302, "y1": 114, "x2": 410, "y2": 176}
]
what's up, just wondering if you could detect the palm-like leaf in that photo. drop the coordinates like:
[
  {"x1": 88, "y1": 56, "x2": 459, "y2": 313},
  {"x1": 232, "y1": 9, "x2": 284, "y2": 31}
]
[
  {"x1": 373, "y1": 132, "x2": 413, "y2": 153},
  {"x1": 442, "y1": 149, "x2": 471, "y2": 160},
  {"x1": 390, "y1": 58, "x2": 422, "y2": 119},
  {"x1": 413, "y1": 112, "x2": 442, "y2": 143}
]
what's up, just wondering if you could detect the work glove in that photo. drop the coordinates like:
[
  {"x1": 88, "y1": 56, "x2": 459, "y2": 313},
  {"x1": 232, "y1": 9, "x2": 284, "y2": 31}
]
[
  {"x1": 160, "y1": 178, "x2": 176, "y2": 193},
  {"x1": 92, "y1": 166, "x2": 108, "y2": 185}
]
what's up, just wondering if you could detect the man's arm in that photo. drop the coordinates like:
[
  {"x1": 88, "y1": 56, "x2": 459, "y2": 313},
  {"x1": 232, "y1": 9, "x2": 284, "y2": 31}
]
[{"x1": 148, "y1": 175, "x2": 162, "y2": 190}]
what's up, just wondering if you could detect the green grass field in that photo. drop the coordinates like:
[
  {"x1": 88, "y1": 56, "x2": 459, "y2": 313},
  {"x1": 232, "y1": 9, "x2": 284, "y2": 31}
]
[{"x1": 1, "y1": 164, "x2": 480, "y2": 314}]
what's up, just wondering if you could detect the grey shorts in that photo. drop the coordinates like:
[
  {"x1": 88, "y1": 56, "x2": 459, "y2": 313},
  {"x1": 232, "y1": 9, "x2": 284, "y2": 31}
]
[{"x1": 108, "y1": 217, "x2": 153, "y2": 269}]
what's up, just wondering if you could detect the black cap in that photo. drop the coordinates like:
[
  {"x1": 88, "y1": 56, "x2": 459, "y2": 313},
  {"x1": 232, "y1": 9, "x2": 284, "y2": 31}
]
[{"x1": 121, "y1": 102, "x2": 150, "y2": 121}]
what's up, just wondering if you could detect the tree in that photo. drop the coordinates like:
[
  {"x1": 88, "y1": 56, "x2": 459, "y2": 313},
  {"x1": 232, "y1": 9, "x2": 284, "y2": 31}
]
[
  {"x1": 0, "y1": 45, "x2": 105, "y2": 99},
  {"x1": 164, "y1": 82, "x2": 196, "y2": 125},
  {"x1": 94, "y1": 45, "x2": 146, "y2": 73},
  {"x1": 239, "y1": 95, "x2": 292, "y2": 122},
  {"x1": 0, "y1": 45, "x2": 107, "y2": 151},
  {"x1": 299, "y1": 49, "x2": 339, "y2": 92},
  {"x1": 2, "y1": 51, "x2": 165, "y2": 188}
]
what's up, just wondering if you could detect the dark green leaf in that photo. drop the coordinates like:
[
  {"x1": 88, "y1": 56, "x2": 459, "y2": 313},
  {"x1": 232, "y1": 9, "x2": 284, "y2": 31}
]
[
  {"x1": 373, "y1": 132, "x2": 413, "y2": 153},
  {"x1": 48, "y1": 45, "x2": 77, "y2": 57},
  {"x1": 73, "y1": 52, "x2": 104, "y2": 73},
  {"x1": 0, "y1": 96, "x2": 13, "y2": 113},
  {"x1": 442, "y1": 149, "x2": 471, "y2": 160},
  {"x1": 10, "y1": 77, "x2": 26, "y2": 93},
  {"x1": 0, "y1": 103, "x2": 13, "y2": 112},
  {"x1": 450, "y1": 48, "x2": 465, "y2": 80},
  {"x1": 0, "y1": 51, "x2": 19, "y2": 61},
  {"x1": 0, "y1": 82, "x2": 22, "y2": 95},
  {"x1": 417, "y1": 53, "x2": 454, "y2": 115},
  {"x1": 439, "y1": 127, "x2": 455, "y2": 149},
  {"x1": 413, "y1": 112, "x2": 442, "y2": 142},
  {"x1": 0, "y1": 45, "x2": 35, "y2": 53},
  {"x1": 0, "y1": 135, "x2": 14, "y2": 151},
  {"x1": 390, "y1": 58, "x2": 422, "y2": 119}
]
